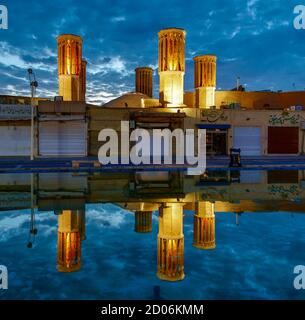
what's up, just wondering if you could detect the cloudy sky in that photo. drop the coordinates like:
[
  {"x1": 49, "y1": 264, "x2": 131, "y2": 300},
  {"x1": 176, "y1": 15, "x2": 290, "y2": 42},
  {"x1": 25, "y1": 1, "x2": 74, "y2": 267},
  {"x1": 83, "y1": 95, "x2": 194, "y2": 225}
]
[{"x1": 0, "y1": 0, "x2": 304, "y2": 105}]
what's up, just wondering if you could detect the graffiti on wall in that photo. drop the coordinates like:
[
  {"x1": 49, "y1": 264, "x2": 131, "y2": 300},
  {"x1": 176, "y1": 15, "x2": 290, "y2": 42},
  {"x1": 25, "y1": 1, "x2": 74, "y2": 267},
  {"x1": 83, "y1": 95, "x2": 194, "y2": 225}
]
[
  {"x1": 268, "y1": 185, "x2": 299, "y2": 200},
  {"x1": 269, "y1": 112, "x2": 305, "y2": 126},
  {"x1": 201, "y1": 110, "x2": 228, "y2": 123}
]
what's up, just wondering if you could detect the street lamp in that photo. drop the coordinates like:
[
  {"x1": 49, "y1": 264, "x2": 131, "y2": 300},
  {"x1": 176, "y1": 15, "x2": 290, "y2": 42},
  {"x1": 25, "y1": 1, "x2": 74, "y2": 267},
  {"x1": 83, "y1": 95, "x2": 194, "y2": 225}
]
[{"x1": 27, "y1": 69, "x2": 38, "y2": 161}]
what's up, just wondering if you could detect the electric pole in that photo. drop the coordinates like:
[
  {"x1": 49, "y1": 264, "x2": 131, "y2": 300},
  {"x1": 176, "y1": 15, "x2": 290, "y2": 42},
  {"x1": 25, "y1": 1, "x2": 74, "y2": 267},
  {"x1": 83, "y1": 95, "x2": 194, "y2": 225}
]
[{"x1": 27, "y1": 69, "x2": 38, "y2": 161}]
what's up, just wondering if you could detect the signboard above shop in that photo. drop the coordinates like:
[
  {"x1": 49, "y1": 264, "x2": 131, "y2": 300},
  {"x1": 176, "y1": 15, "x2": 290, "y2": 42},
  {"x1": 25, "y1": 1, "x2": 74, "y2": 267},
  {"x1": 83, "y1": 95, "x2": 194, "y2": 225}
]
[{"x1": 0, "y1": 104, "x2": 31, "y2": 120}]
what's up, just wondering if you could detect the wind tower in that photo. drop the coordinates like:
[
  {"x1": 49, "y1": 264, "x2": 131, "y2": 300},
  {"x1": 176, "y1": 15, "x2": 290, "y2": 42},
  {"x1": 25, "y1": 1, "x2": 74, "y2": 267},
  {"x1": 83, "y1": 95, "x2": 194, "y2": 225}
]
[
  {"x1": 57, "y1": 34, "x2": 83, "y2": 101},
  {"x1": 135, "y1": 67, "x2": 153, "y2": 98},
  {"x1": 193, "y1": 55, "x2": 217, "y2": 108},
  {"x1": 80, "y1": 59, "x2": 87, "y2": 101},
  {"x1": 158, "y1": 28, "x2": 186, "y2": 107}
]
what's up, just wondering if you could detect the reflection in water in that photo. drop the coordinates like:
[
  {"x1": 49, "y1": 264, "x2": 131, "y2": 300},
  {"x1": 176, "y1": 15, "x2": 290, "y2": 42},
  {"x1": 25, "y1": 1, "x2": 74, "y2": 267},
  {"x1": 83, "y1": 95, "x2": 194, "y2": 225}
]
[
  {"x1": 193, "y1": 201, "x2": 216, "y2": 250},
  {"x1": 1, "y1": 169, "x2": 305, "y2": 298},
  {"x1": 135, "y1": 211, "x2": 153, "y2": 233},
  {"x1": 54, "y1": 201, "x2": 216, "y2": 282},
  {"x1": 57, "y1": 210, "x2": 86, "y2": 273},
  {"x1": 157, "y1": 203, "x2": 185, "y2": 281}
]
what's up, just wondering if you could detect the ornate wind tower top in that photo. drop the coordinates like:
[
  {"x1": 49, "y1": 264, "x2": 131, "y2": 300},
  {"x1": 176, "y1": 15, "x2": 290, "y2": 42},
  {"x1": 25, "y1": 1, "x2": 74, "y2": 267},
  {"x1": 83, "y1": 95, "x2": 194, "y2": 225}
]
[
  {"x1": 57, "y1": 34, "x2": 84, "y2": 101},
  {"x1": 193, "y1": 55, "x2": 217, "y2": 88},
  {"x1": 193, "y1": 55, "x2": 217, "y2": 108},
  {"x1": 57, "y1": 34, "x2": 82, "y2": 76},
  {"x1": 158, "y1": 28, "x2": 186, "y2": 73},
  {"x1": 158, "y1": 28, "x2": 186, "y2": 107},
  {"x1": 135, "y1": 67, "x2": 153, "y2": 98}
]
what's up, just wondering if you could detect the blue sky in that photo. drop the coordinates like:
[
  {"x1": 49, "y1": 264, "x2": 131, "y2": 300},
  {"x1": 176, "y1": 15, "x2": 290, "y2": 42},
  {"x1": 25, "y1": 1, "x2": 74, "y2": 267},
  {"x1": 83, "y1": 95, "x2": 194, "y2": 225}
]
[{"x1": 0, "y1": 0, "x2": 304, "y2": 104}]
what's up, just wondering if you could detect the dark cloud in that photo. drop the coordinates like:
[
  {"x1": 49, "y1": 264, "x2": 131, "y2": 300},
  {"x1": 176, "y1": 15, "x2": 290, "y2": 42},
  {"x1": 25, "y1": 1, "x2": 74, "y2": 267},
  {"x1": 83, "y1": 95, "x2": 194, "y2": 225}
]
[{"x1": 0, "y1": 0, "x2": 304, "y2": 104}]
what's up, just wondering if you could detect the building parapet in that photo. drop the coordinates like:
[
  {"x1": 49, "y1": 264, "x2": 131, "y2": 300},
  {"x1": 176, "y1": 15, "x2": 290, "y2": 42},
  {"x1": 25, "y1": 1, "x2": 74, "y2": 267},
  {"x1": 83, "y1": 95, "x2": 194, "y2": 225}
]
[
  {"x1": 0, "y1": 104, "x2": 31, "y2": 120},
  {"x1": 38, "y1": 101, "x2": 86, "y2": 115}
]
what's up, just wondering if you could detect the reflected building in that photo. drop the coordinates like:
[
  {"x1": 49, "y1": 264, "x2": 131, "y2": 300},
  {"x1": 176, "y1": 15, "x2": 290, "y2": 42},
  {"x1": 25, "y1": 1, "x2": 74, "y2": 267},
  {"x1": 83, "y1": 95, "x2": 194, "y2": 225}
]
[
  {"x1": 157, "y1": 202, "x2": 185, "y2": 281},
  {"x1": 57, "y1": 210, "x2": 86, "y2": 272},
  {"x1": 193, "y1": 201, "x2": 216, "y2": 250},
  {"x1": 135, "y1": 211, "x2": 153, "y2": 233},
  {"x1": 2, "y1": 169, "x2": 305, "y2": 279}
]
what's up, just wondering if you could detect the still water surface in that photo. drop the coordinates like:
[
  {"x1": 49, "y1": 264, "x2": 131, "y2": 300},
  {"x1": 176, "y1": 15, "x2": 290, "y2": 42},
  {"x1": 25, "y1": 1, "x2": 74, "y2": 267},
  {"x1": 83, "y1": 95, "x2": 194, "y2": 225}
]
[{"x1": 0, "y1": 169, "x2": 305, "y2": 299}]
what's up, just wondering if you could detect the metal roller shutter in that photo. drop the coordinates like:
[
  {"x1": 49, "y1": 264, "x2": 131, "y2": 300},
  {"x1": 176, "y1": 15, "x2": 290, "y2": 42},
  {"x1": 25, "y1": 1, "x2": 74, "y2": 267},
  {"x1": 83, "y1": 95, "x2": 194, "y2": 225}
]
[
  {"x1": 233, "y1": 126, "x2": 261, "y2": 156},
  {"x1": 0, "y1": 125, "x2": 30, "y2": 156},
  {"x1": 39, "y1": 121, "x2": 87, "y2": 156}
]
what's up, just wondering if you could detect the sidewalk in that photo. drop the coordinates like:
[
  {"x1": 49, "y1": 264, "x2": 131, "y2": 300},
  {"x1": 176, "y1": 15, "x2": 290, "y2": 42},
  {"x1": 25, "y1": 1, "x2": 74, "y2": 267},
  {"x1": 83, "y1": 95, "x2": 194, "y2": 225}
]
[{"x1": 0, "y1": 156, "x2": 304, "y2": 173}]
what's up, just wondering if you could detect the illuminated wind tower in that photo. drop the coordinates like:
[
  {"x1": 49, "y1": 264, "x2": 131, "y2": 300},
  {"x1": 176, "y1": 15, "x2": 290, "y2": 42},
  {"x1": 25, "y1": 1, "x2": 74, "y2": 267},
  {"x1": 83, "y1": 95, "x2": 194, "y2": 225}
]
[
  {"x1": 57, "y1": 34, "x2": 83, "y2": 101},
  {"x1": 193, "y1": 201, "x2": 216, "y2": 250},
  {"x1": 158, "y1": 28, "x2": 186, "y2": 107},
  {"x1": 57, "y1": 210, "x2": 86, "y2": 272},
  {"x1": 193, "y1": 55, "x2": 217, "y2": 109},
  {"x1": 135, "y1": 211, "x2": 153, "y2": 233},
  {"x1": 80, "y1": 59, "x2": 87, "y2": 101},
  {"x1": 157, "y1": 203, "x2": 185, "y2": 281},
  {"x1": 135, "y1": 67, "x2": 153, "y2": 98}
]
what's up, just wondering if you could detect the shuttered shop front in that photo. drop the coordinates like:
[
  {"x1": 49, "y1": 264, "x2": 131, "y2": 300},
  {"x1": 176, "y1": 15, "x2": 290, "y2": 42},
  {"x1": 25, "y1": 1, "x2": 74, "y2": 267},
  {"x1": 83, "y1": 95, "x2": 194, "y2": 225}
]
[
  {"x1": 39, "y1": 121, "x2": 87, "y2": 156},
  {"x1": 0, "y1": 123, "x2": 30, "y2": 156},
  {"x1": 268, "y1": 127, "x2": 299, "y2": 154},
  {"x1": 233, "y1": 126, "x2": 262, "y2": 156}
]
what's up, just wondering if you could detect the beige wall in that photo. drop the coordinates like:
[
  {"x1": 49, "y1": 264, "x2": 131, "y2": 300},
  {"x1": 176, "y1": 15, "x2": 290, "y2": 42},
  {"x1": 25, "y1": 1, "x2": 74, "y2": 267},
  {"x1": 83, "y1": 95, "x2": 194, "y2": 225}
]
[
  {"x1": 182, "y1": 90, "x2": 305, "y2": 109},
  {"x1": 88, "y1": 105, "x2": 305, "y2": 156},
  {"x1": 199, "y1": 109, "x2": 305, "y2": 154},
  {"x1": 88, "y1": 107, "x2": 130, "y2": 156}
]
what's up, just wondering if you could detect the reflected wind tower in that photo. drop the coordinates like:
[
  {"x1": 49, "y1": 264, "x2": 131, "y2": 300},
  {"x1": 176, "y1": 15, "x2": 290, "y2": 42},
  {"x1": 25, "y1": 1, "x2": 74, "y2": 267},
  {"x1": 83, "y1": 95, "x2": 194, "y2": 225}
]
[
  {"x1": 135, "y1": 211, "x2": 153, "y2": 233},
  {"x1": 157, "y1": 203, "x2": 185, "y2": 281},
  {"x1": 193, "y1": 201, "x2": 216, "y2": 249},
  {"x1": 57, "y1": 210, "x2": 86, "y2": 272}
]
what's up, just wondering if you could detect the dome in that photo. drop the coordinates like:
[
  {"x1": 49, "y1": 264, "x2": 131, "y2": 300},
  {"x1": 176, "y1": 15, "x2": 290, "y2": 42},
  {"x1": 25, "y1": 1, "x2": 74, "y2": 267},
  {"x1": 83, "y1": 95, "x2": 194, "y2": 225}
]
[{"x1": 102, "y1": 92, "x2": 150, "y2": 108}]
